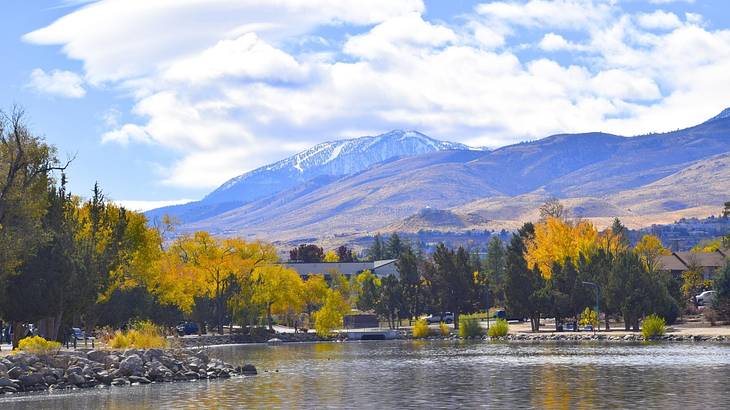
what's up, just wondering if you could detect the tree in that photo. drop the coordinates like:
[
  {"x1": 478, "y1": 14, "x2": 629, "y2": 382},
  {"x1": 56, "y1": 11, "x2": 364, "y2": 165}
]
[
  {"x1": 396, "y1": 246, "x2": 421, "y2": 322},
  {"x1": 289, "y1": 244, "x2": 324, "y2": 263},
  {"x1": 712, "y1": 263, "x2": 730, "y2": 321},
  {"x1": 484, "y1": 236, "x2": 506, "y2": 307},
  {"x1": 367, "y1": 234, "x2": 386, "y2": 261},
  {"x1": 723, "y1": 202, "x2": 730, "y2": 219},
  {"x1": 525, "y1": 217, "x2": 599, "y2": 279},
  {"x1": 606, "y1": 252, "x2": 650, "y2": 330},
  {"x1": 423, "y1": 244, "x2": 473, "y2": 329},
  {"x1": 386, "y1": 233, "x2": 406, "y2": 259},
  {"x1": 324, "y1": 250, "x2": 339, "y2": 262},
  {"x1": 313, "y1": 289, "x2": 350, "y2": 337},
  {"x1": 681, "y1": 261, "x2": 705, "y2": 305},
  {"x1": 0, "y1": 107, "x2": 67, "y2": 288},
  {"x1": 376, "y1": 275, "x2": 402, "y2": 328},
  {"x1": 251, "y1": 265, "x2": 304, "y2": 331},
  {"x1": 336, "y1": 245, "x2": 356, "y2": 262},
  {"x1": 355, "y1": 270, "x2": 381, "y2": 312},
  {"x1": 539, "y1": 197, "x2": 567, "y2": 220},
  {"x1": 634, "y1": 235, "x2": 669, "y2": 273},
  {"x1": 504, "y1": 223, "x2": 545, "y2": 331}
]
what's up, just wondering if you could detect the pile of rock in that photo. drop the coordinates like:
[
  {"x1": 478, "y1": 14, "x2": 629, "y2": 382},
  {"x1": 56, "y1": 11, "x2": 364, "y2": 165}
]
[{"x1": 0, "y1": 349, "x2": 256, "y2": 394}]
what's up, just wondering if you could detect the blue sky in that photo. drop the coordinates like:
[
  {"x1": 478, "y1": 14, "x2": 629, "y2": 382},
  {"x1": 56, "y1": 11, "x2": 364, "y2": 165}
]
[{"x1": 3, "y1": 0, "x2": 730, "y2": 210}]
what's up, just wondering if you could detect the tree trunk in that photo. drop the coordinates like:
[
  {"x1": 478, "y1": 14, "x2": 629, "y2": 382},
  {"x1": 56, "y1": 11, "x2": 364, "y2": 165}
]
[
  {"x1": 267, "y1": 304, "x2": 274, "y2": 332},
  {"x1": 12, "y1": 322, "x2": 27, "y2": 349}
]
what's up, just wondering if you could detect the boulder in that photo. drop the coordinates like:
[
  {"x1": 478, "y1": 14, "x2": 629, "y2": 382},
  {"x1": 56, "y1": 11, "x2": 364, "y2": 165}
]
[
  {"x1": 128, "y1": 375, "x2": 151, "y2": 384},
  {"x1": 0, "y1": 377, "x2": 18, "y2": 388},
  {"x1": 86, "y1": 350, "x2": 108, "y2": 364},
  {"x1": 7, "y1": 367, "x2": 24, "y2": 379},
  {"x1": 20, "y1": 373, "x2": 45, "y2": 388},
  {"x1": 119, "y1": 354, "x2": 144, "y2": 377},
  {"x1": 111, "y1": 377, "x2": 129, "y2": 386},
  {"x1": 67, "y1": 372, "x2": 86, "y2": 387},
  {"x1": 241, "y1": 364, "x2": 257, "y2": 376}
]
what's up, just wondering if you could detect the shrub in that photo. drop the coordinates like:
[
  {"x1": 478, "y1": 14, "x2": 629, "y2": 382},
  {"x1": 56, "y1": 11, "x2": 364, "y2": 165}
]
[
  {"x1": 703, "y1": 307, "x2": 718, "y2": 326},
  {"x1": 17, "y1": 336, "x2": 61, "y2": 356},
  {"x1": 487, "y1": 319, "x2": 509, "y2": 337},
  {"x1": 109, "y1": 321, "x2": 167, "y2": 349},
  {"x1": 439, "y1": 322, "x2": 449, "y2": 336},
  {"x1": 579, "y1": 307, "x2": 598, "y2": 328},
  {"x1": 641, "y1": 314, "x2": 666, "y2": 339},
  {"x1": 412, "y1": 319, "x2": 430, "y2": 338},
  {"x1": 458, "y1": 317, "x2": 482, "y2": 338}
]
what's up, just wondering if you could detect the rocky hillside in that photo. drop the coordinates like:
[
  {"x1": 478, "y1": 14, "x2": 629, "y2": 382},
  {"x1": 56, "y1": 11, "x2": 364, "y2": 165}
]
[{"x1": 168, "y1": 108, "x2": 730, "y2": 245}]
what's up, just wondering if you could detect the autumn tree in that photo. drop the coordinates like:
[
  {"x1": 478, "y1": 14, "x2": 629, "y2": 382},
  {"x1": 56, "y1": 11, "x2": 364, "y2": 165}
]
[
  {"x1": 634, "y1": 235, "x2": 669, "y2": 273},
  {"x1": 252, "y1": 265, "x2": 304, "y2": 331},
  {"x1": 336, "y1": 245, "x2": 356, "y2": 262},
  {"x1": 313, "y1": 289, "x2": 350, "y2": 337},
  {"x1": 323, "y1": 250, "x2": 339, "y2": 262}
]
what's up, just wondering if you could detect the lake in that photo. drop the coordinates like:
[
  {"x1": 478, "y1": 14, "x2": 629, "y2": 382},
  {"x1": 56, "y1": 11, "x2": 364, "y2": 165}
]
[{"x1": 3, "y1": 340, "x2": 730, "y2": 409}]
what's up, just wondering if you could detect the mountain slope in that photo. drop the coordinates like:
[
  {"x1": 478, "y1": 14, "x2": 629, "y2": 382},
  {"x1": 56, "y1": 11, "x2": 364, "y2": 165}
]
[
  {"x1": 147, "y1": 130, "x2": 474, "y2": 223},
  {"x1": 175, "y1": 108, "x2": 730, "y2": 244}
]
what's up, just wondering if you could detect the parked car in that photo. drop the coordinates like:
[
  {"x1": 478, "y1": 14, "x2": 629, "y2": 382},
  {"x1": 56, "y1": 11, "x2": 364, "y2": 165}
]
[
  {"x1": 582, "y1": 325, "x2": 594, "y2": 332},
  {"x1": 492, "y1": 310, "x2": 525, "y2": 322},
  {"x1": 176, "y1": 321, "x2": 199, "y2": 336},
  {"x1": 425, "y1": 312, "x2": 454, "y2": 324},
  {"x1": 696, "y1": 290, "x2": 717, "y2": 307}
]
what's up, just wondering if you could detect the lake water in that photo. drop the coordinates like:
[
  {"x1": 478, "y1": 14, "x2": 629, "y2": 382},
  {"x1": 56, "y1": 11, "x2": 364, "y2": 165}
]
[{"x1": 3, "y1": 340, "x2": 730, "y2": 409}]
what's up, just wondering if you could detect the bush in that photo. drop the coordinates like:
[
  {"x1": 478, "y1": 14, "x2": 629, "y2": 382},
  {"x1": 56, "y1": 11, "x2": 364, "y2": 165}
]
[
  {"x1": 641, "y1": 314, "x2": 666, "y2": 339},
  {"x1": 439, "y1": 322, "x2": 449, "y2": 336},
  {"x1": 109, "y1": 321, "x2": 167, "y2": 349},
  {"x1": 458, "y1": 317, "x2": 482, "y2": 338},
  {"x1": 579, "y1": 307, "x2": 598, "y2": 328},
  {"x1": 487, "y1": 319, "x2": 509, "y2": 337},
  {"x1": 703, "y1": 307, "x2": 718, "y2": 326},
  {"x1": 17, "y1": 336, "x2": 61, "y2": 356},
  {"x1": 412, "y1": 319, "x2": 430, "y2": 338}
]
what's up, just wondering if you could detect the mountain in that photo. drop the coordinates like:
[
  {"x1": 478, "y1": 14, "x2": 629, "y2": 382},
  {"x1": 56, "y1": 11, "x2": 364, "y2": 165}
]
[
  {"x1": 168, "y1": 107, "x2": 730, "y2": 246},
  {"x1": 146, "y1": 130, "x2": 473, "y2": 223}
]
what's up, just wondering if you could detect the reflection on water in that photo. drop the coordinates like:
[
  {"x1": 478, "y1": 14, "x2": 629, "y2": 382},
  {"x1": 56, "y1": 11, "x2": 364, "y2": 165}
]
[{"x1": 3, "y1": 341, "x2": 730, "y2": 409}]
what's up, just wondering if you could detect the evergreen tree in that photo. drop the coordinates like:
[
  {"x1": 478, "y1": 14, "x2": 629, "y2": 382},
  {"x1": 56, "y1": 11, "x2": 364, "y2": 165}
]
[
  {"x1": 396, "y1": 246, "x2": 421, "y2": 323},
  {"x1": 367, "y1": 234, "x2": 385, "y2": 261},
  {"x1": 376, "y1": 275, "x2": 402, "y2": 328},
  {"x1": 483, "y1": 236, "x2": 506, "y2": 307},
  {"x1": 386, "y1": 233, "x2": 406, "y2": 259}
]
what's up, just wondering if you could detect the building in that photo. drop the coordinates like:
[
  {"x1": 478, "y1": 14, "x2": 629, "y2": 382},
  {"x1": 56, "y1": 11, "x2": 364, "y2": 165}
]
[
  {"x1": 659, "y1": 248, "x2": 728, "y2": 280},
  {"x1": 284, "y1": 259, "x2": 398, "y2": 279}
]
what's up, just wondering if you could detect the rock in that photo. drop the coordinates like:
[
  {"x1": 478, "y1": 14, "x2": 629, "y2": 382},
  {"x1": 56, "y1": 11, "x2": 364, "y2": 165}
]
[
  {"x1": 119, "y1": 354, "x2": 144, "y2": 377},
  {"x1": 241, "y1": 364, "x2": 257, "y2": 376},
  {"x1": 67, "y1": 372, "x2": 86, "y2": 387},
  {"x1": 0, "y1": 377, "x2": 18, "y2": 389},
  {"x1": 143, "y1": 349, "x2": 163, "y2": 363},
  {"x1": 1, "y1": 386, "x2": 17, "y2": 393},
  {"x1": 86, "y1": 350, "x2": 109, "y2": 364},
  {"x1": 95, "y1": 370, "x2": 113, "y2": 385},
  {"x1": 20, "y1": 373, "x2": 46, "y2": 388},
  {"x1": 183, "y1": 371, "x2": 199, "y2": 380},
  {"x1": 111, "y1": 377, "x2": 129, "y2": 386},
  {"x1": 66, "y1": 366, "x2": 83, "y2": 375},
  {"x1": 7, "y1": 367, "x2": 25, "y2": 379},
  {"x1": 128, "y1": 376, "x2": 151, "y2": 384},
  {"x1": 267, "y1": 338, "x2": 282, "y2": 345}
]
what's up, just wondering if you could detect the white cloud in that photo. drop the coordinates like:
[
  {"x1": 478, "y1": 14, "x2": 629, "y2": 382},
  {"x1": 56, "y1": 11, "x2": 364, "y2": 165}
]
[
  {"x1": 649, "y1": 0, "x2": 695, "y2": 4},
  {"x1": 539, "y1": 33, "x2": 587, "y2": 51},
  {"x1": 25, "y1": 0, "x2": 730, "y2": 190},
  {"x1": 27, "y1": 68, "x2": 86, "y2": 98},
  {"x1": 23, "y1": 0, "x2": 423, "y2": 83},
  {"x1": 637, "y1": 10, "x2": 682, "y2": 30}
]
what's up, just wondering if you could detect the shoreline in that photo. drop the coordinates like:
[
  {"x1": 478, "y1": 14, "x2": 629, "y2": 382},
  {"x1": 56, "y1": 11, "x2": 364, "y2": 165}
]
[{"x1": 0, "y1": 348, "x2": 255, "y2": 396}]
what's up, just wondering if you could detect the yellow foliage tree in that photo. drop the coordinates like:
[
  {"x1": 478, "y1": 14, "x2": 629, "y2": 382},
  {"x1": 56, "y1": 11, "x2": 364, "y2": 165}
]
[
  {"x1": 313, "y1": 289, "x2": 350, "y2": 337},
  {"x1": 252, "y1": 265, "x2": 305, "y2": 330},
  {"x1": 525, "y1": 217, "x2": 599, "y2": 279},
  {"x1": 324, "y1": 250, "x2": 340, "y2": 262},
  {"x1": 634, "y1": 234, "x2": 670, "y2": 273},
  {"x1": 149, "y1": 232, "x2": 278, "y2": 333}
]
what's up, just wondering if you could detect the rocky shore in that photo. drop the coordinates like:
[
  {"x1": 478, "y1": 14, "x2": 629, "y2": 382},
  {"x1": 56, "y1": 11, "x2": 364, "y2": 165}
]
[{"x1": 0, "y1": 348, "x2": 256, "y2": 395}]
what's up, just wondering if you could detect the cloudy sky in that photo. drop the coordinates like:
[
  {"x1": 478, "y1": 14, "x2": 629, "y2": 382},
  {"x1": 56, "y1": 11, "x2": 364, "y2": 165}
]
[{"x1": 4, "y1": 0, "x2": 730, "y2": 210}]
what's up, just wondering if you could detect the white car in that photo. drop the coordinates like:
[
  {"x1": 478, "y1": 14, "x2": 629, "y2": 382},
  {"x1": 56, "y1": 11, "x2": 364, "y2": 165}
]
[
  {"x1": 696, "y1": 290, "x2": 717, "y2": 306},
  {"x1": 425, "y1": 312, "x2": 454, "y2": 324}
]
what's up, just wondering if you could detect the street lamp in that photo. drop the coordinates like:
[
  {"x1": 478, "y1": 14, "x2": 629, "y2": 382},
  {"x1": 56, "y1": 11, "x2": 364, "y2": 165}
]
[{"x1": 582, "y1": 281, "x2": 600, "y2": 331}]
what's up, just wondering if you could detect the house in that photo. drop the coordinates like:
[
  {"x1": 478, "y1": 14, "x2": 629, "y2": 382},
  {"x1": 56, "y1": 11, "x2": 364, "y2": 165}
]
[
  {"x1": 659, "y1": 248, "x2": 728, "y2": 280},
  {"x1": 284, "y1": 259, "x2": 398, "y2": 279}
]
